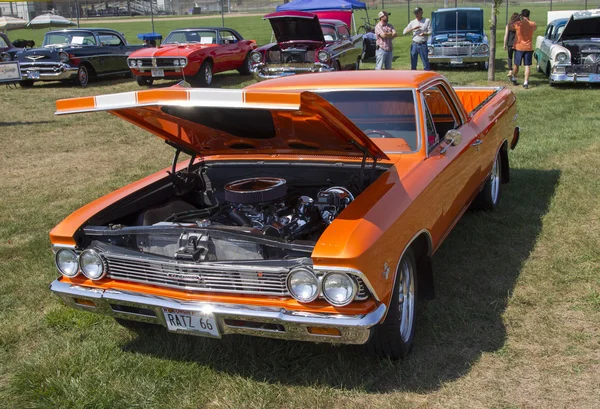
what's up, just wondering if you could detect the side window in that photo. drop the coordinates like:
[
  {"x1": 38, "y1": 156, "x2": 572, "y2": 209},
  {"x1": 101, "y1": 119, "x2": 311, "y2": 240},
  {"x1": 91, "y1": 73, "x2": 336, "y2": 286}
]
[
  {"x1": 220, "y1": 30, "x2": 237, "y2": 44},
  {"x1": 555, "y1": 25, "x2": 565, "y2": 40},
  {"x1": 98, "y1": 33, "x2": 124, "y2": 46},
  {"x1": 422, "y1": 85, "x2": 460, "y2": 139},
  {"x1": 337, "y1": 25, "x2": 350, "y2": 38},
  {"x1": 423, "y1": 103, "x2": 439, "y2": 150}
]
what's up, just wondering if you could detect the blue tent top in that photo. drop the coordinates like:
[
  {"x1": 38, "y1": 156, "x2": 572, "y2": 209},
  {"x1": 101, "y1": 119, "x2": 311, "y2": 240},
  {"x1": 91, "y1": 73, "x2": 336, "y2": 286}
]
[
  {"x1": 137, "y1": 32, "x2": 163, "y2": 41},
  {"x1": 276, "y1": 0, "x2": 366, "y2": 12}
]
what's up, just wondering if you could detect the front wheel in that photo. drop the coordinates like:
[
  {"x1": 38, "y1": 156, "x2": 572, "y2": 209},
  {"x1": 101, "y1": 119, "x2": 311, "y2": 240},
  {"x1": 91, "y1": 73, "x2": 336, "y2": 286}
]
[
  {"x1": 136, "y1": 76, "x2": 154, "y2": 86},
  {"x1": 193, "y1": 60, "x2": 213, "y2": 87},
  {"x1": 366, "y1": 248, "x2": 418, "y2": 360},
  {"x1": 473, "y1": 149, "x2": 502, "y2": 210},
  {"x1": 237, "y1": 52, "x2": 252, "y2": 75},
  {"x1": 74, "y1": 65, "x2": 90, "y2": 87}
]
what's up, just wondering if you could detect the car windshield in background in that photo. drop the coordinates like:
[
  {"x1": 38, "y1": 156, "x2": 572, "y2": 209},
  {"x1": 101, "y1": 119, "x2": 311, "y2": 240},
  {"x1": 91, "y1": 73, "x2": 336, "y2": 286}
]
[
  {"x1": 0, "y1": 37, "x2": 8, "y2": 48},
  {"x1": 43, "y1": 32, "x2": 97, "y2": 47},
  {"x1": 321, "y1": 24, "x2": 338, "y2": 41},
  {"x1": 164, "y1": 30, "x2": 217, "y2": 44},
  {"x1": 320, "y1": 90, "x2": 419, "y2": 153},
  {"x1": 435, "y1": 10, "x2": 483, "y2": 33}
]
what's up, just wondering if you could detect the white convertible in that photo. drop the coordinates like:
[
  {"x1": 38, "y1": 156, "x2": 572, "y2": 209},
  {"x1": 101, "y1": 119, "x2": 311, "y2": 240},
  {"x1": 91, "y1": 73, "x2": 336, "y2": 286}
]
[{"x1": 534, "y1": 9, "x2": 600, "y2": 85}]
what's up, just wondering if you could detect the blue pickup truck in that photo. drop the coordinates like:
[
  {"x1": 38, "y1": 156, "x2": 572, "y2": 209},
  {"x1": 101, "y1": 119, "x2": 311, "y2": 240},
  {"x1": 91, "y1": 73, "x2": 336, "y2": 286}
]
[
  {"x1": 17, "y1": 28, "x2": 145, "y2": 87},
  {"x1": 427, "y1": 8, "x2": 489, "y2": 70}
]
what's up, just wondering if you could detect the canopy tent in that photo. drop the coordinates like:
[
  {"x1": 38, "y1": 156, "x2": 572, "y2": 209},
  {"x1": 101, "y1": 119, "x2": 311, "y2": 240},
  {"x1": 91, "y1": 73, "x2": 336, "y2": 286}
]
[{"x1": 276, "y1": 0, "x2": 368, "y2": 34}]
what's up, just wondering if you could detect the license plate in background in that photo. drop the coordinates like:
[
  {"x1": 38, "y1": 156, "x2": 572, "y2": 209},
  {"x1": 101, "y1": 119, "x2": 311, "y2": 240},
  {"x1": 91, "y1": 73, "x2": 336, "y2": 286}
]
[
  {"x1": 28, "y1": 71, "x2": 40, "y2": 79},
  {"x1": 450, "y1": 58, "x2": 463, "y2": 64},
  {"x1": 162, "y1": 308, "x2": 220, "y2": 337},
  {"x1": 589, "y1": 74, "x2": 600, "y2": 82},
  {"x1": 151, "y1": 68, "x2": 164, "y2": 77}
]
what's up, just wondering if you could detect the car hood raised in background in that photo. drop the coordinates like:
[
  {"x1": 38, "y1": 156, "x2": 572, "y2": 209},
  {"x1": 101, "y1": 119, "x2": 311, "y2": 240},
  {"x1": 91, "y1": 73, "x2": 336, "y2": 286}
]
[
  {"x1": 54, "y1": 87, "x2": 389, "y2": 161},
  {"x1": 130, "y1": 44, "x2": 216, "y2": 58},
  {"x1": 264, "y1": 11, "x2": 325, "y2": 44},
  {"x1": 558, "y1": 9, "x2": 600, "y2": 41},
  {"x1": 431, "y1": 8, "x2": 484, "y2": 35}
]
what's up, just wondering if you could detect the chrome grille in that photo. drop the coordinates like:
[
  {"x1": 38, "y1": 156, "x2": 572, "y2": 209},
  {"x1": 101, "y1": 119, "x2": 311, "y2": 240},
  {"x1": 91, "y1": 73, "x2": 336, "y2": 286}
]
[
  {"x1": 105, "y1": 253, "x2": 289, "y2": 296},
  {"x1": 439, "y1": 45, "x2": 472, "y2": 56},
  {"x1": 565, "y1": 64, "x2": 600, "y2": 74}
]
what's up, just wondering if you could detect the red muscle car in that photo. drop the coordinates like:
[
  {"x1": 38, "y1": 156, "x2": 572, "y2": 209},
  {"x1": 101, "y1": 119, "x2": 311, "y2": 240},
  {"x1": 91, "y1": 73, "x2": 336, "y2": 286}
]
[
  {"x1": 251, "y1": 11, "x2": 363, "y2": 80},
  {"x1": 128, "y1": 27, "x2": 257, "y2": 87}
]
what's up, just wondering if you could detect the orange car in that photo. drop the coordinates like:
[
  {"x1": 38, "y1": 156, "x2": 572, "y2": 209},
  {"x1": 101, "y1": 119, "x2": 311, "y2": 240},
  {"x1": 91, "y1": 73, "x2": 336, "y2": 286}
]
[{"x1": 49, "y1": 71, "x2": 519, "y2": 359}]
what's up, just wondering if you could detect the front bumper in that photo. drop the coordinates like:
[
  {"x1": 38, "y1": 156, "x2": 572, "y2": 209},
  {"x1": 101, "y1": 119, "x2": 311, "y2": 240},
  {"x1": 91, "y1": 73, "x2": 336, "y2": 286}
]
[
  {"x1": 428, "y1": 54, "x2": 489, "y2": 64},
  {"x1": 252, "y1": 63, "x2": 334, "y2": 81},
  {"x1": 50, "y1": 279, "x2": 385, "y2": 345},
  {"x1": 19, "y1": 62, "x2": 78, "y2": 81},
  {"x1": 550, "y1": 71, "x2": 600, "y2": 83},
  {"x1": 132, "y1": 67, "x2": 186, "y2": 79}
]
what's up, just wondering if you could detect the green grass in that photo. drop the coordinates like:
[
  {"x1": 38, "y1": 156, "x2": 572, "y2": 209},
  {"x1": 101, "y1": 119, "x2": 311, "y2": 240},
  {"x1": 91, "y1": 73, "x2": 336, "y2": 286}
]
[{"x1": 1, "y1": 4, "x2": 600, "y2": 408}]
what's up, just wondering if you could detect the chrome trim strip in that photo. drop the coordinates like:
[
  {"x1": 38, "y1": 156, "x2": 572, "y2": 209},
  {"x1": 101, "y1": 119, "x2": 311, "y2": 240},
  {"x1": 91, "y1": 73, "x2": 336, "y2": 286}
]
[{"x1": 50, "y1": 279, "x2": 385, "y2": 345}]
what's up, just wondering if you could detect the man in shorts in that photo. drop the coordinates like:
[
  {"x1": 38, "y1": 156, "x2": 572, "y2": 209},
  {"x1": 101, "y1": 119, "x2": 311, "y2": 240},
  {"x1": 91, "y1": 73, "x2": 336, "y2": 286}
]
[{"x1": 509, "y1": 9, "x2": 537, "y2": 89}]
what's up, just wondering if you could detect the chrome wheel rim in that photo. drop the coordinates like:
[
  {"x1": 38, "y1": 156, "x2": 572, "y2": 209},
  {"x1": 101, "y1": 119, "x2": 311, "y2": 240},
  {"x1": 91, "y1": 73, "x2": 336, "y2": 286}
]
[
  {"x1": 79, "y1": 67, "x2": 88, "y2": 85},
  {"x1": 205, "y1": 65, "x2": 212, "y2": 84},
  {"x1": 398, "y1": 258, "x2": 415, "y2": 343},
  {"x1": 490, "y1": 154, "x2": 500, "y2": 204}
]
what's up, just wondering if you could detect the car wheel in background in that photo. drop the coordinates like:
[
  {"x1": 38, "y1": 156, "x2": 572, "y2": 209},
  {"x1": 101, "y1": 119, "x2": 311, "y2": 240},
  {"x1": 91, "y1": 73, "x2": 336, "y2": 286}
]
[
  {"x1": 478, "y1": 61, "x2": 489, "y2": 70},
  {"x1": 238, "y1": 52, "x2": 252, "y2": 75},
  {"x1": 193, "y1": 60, "x2": 213, "y2": 87},
  {"x1": 74, "y1": 65, "x2": 89, "y2": 87},
  {"x1": 333, "y1": 61, "x2": 341, "y2": 71},
  {"x1": 136, "y1": 76, "x2": 154, "y2": 86},
  {"x1": 366, "y1": 248, "x2": 418, "y2": 360},
  {"x1": 19, "y1": 80, "x2": 34, "y2": 88},
  {"x1": 473, "y1": 149, "x2": 502, "y2": 210}
]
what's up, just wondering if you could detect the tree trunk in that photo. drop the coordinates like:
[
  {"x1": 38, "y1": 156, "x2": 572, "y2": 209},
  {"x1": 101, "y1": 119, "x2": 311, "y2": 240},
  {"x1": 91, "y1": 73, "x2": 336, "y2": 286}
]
[{"x1": 488, "y1": 3, "x2": 497, "y2": 81}]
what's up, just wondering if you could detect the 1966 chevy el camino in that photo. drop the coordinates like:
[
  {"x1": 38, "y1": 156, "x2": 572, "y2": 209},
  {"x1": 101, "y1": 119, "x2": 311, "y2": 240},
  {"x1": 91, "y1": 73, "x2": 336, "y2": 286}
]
[{"x1": 49, "y1": 71, "x2": 519, "y2": 359}]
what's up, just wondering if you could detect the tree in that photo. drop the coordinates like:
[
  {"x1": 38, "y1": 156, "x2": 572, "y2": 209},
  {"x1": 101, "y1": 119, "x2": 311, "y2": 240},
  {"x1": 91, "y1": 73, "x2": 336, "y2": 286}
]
[{"x1": 488, "y1": 0, "x2": 503, "y2": 81}]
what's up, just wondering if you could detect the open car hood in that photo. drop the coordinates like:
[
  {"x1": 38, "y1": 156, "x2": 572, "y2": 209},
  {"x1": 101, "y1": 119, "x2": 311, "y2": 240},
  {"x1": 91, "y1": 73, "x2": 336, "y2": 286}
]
[
  {"x1": 558, "y1": 9, "x2": 600, "y2": 41},
  {"x1": 264, "y1": 11, "x2": 325, "y2": 44},
  {"x1": 55, "y1": 87, "x2": 389, "y2": 161}
]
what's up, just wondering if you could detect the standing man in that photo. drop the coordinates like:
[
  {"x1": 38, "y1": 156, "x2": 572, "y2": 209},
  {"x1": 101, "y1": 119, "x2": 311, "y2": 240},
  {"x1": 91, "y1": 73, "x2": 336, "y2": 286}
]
[
  {"x1": 403, "y1": 7, "x2": 432, "y2": 71},
  {"x1": 374, "y1": 10, "x2": 397, "y2": 70},
  {"x1": 510, "y1": 9, "x2": 537, "y2": 89}
]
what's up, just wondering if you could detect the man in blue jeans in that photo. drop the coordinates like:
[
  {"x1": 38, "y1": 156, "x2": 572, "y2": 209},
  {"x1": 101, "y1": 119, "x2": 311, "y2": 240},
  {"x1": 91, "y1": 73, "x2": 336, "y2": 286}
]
[
  {"x1": 403, "y1": 7, "x2": 432, "y2": 70},
  {"x1": 374, "y1": 10, "x2": 397, "y2": 70}
]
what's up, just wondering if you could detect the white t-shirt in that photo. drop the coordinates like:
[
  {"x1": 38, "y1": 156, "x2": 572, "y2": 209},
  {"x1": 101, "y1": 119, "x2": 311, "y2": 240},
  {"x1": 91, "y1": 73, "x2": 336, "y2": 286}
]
[{"x1": 403, "y1": 18, "x2": 432, "y2": 44}]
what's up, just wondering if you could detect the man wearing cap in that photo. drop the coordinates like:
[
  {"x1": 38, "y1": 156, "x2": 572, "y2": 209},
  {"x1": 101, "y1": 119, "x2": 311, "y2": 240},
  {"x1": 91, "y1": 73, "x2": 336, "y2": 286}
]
[
  {"x1": 374, "y1": 10, "x2": 397, "y2": 70},
  {"x1": 403, "y1": 7, "x2": 432, "y2": 70}
]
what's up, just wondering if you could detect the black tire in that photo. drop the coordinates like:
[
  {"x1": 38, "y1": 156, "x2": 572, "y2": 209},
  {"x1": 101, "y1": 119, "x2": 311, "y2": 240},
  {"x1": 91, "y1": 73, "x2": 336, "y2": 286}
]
[
  {"x1": 73, "y1": 64, "x2": 90, "y2": 87},
  {"x1": 19, "y1": 80, "x2": 34, "y2": 87},
  {"x1": 473, "y1": 149, "x2": 502, "y2": 210},
  {"x1": 136, "y1": 76, "x2": 153, "y2": 86},
  {"x1": 114, "y1": 318, "x2": 156, "y2": 333},
  {"x1": 237, "y1": 52, "x2": 252, "y2": 75},
  {"x1": 332, "y1": 60, "x2": 341, "y2": 71},
  {"x1": 193, "y1": 60, "x2": 213, "y2": 87},
  {"x1": 478, "y1": 61, "x2": 489, "y2": 70},
  {"x1": 366, "y1": 248, "x2": 418, "y2": 360}
]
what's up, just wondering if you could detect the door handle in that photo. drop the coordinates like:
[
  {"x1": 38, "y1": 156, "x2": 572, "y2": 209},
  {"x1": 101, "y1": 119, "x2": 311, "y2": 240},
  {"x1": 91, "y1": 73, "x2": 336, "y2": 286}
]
[{"x1": 471, "y1": 139, "x2": 483, "y2": 147}]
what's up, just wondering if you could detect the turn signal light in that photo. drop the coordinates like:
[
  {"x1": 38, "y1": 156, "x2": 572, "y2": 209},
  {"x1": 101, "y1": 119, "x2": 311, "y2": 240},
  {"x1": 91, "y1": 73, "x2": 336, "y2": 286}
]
[
  {"x1": 73, "y1": 298, "x2": 96, "y2": 307},
  {"x1": 307, "y1": 327, "x2": 341, "y2": 336}
]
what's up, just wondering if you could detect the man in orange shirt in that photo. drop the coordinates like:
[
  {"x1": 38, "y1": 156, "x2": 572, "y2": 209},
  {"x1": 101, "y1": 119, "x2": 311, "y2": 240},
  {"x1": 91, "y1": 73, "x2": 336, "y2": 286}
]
[{"x1": 509, "y1": 9, "x2": 537, "y2": 89}]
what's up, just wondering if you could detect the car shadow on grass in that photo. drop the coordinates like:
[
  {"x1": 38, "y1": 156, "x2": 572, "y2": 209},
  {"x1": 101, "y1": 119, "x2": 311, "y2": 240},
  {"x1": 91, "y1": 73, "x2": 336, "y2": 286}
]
[{"x1": 120, "y1": 168, "x2": 560, "y2": 393}]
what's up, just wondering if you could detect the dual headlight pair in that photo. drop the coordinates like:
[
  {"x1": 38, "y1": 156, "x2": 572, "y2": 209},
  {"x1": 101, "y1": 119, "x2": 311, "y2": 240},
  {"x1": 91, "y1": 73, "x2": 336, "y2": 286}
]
[
  {"x1": 55, "y1": 248, "x2": 106, "y2": 280},
  {"x1": 287, "y1": 267, "x2": 357, "y2": 306}
]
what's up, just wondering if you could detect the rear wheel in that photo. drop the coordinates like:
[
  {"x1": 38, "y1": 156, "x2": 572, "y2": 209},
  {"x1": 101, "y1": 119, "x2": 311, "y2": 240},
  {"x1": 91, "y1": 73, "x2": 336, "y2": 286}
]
[
  {"x1": 74, "y1": 64, "x2": 90, "y2": 87},
  {"x1": 136, "y1": 76, "x2": 154, "y2": 86},
  {"x1": 366, "y1": 248, "x2": 418, "y2": 360},
  {"x1": 473, "y1": 149, "x2": 502, "y2": 210},
  {"x1": 19, "y1": 80, "x2": 34, "y2": 87},
  {"x1": 237, "y1": 52, "x2": 253, "y2": 75},
  {"x1": 193, "y1": 60, "x2": 213, "y2": 87}
]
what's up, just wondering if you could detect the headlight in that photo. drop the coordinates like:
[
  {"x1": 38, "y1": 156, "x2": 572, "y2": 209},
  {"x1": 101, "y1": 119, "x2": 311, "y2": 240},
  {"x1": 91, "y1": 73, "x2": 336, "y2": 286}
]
[
  {"x1": 317, "y1": 50, "x2": 329, "y2": 63},
  {"x1": 128, "y1": 59, "x2": 136, "y2": 67},
  {"x1": 1, "y1": 53, "x2": 10, "y2": 62},
  {"x1": 287, "y1": 267, "x2": 319, "y2": 303},
  {"x1": 79, "y1": 249, "x2": 106, "y2": 280},
  {"x1": 322, "y1": 272, "x2": 357, "y2": 306},
  {"x1": 58, "y1": 51, "x2": 69, "y2": 63},
  {"x1": 479, "y1": 44, "x2": 489, "y2": 53},
  {"x1": 427, "y1": 46, "x2": 433, "y2": 55},
  {"x1": 55, "y1": 249, "x2": 79, "y2": 277},
  {"x1": 556, "y1": 52, "x2": 568, "y2": 62},
  {"x1": 179, "y1": 58, "x2": 186, "y2": 66},
  {"x1": 173, "y1": 59, "x2": 179, "y2": 66},
  {"x1": 251, "y1": 51, "x2": 262, "y2": 63},
  {"x1": 136, "y1": 60, "x2": 143, "y2": 67}
]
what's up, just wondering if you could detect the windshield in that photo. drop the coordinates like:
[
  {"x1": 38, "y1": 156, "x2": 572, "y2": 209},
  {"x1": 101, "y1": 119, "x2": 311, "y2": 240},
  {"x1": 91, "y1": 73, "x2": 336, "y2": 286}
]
[
  {"x1": 43, "y1": 31, "x2": 97, "y2": 47},
  {"x1": 164, "y1": 30, "x2": 217, "y2": 44},
  {"x1": 321, "y1": 24, "x2": 338, "y2": 41},
  {"x1": 319, "y1": 90, "x2": 419, "y2": 153},
  {"x1": 0, "y1": 37, "x2": 8, "y2": 48},
  {"x1": 434, "y1": 10, "x2": 483, "y2": 34}
]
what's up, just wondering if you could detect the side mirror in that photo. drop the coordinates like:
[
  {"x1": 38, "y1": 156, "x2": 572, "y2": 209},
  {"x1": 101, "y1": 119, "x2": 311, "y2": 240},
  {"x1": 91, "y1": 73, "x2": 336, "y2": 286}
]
[{"x1": 444, "y1": 129, "x2": 462, "y2": 146}]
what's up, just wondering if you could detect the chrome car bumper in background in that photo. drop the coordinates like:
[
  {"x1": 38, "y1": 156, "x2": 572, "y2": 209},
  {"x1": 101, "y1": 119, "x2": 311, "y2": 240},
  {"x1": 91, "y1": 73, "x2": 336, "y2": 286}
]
[
  {"x1": 252, "y1": 63, "x2": 334, "y2": 81},
  {"x1": 428, "y1": 54, "x2": 489, "y2": 64},
  {"x1": 50, "y1": 279, "x2": 385, "y2": 345},
  {"x1": 550, "y1": 72, "x2": 600, "y2": 83},
  {"x1": 19, "y1": 62, "x2": 78, "y2": 81}
]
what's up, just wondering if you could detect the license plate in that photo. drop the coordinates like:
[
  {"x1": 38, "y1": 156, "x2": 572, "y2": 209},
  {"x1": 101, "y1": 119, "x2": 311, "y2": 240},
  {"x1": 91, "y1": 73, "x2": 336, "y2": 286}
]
[
  {"x1": 450, "y1": 58, "x2": 463, "y2": 64},
  {"x1": 589, "y1": 74, "x2": 600, "y2": 82},
  {"x1": 28, "y1": 70, "x2": 40, "y2": 79},
  {"x1": 151, "y1": 68, "x2": 164, "y2": 77},
  {"x1": 162, "y1": 308, "x2": 220, "y2": 337}
]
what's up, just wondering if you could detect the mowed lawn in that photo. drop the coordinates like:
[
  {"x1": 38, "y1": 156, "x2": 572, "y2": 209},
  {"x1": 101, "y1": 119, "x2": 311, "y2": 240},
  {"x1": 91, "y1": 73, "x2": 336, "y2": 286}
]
[{"x1": 1, "y1": 5, "x2": 599, "y2": 409}]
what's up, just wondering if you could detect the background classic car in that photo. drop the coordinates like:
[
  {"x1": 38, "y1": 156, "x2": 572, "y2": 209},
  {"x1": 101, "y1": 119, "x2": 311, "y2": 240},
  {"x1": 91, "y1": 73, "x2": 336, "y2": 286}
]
[
  {"x1": 17, "y1": 28, "x2": 144, "y2": 87},
  {"x1": 251, "y1": 11, "x2": 363, "y2": 80},
  {"x1": 127, "y1": 27, "x2": 257, "y2": 87},
  {"x1": 49, "y1": 71, "x2": 518, "y2": 360},
  {"x1": 535, "y1": 9, "x2": 600, "y2": 85},
  {"x1": 428, "y1": 8, "x2": 489, "y2": 70},
  {"x1": 0, "y1": 33, "x2": 22, "y2": 62}
]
